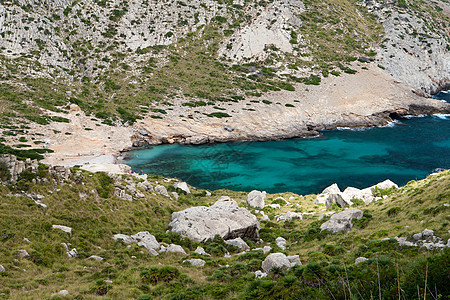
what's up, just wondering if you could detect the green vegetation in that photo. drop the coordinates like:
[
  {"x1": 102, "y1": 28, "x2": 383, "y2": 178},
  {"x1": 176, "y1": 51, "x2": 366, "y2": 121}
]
[{"x1": 0, "y1": 156, "x2": 448, "y2": 299}]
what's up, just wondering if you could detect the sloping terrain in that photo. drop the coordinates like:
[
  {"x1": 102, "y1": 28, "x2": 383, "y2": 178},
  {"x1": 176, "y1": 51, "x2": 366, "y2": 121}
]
[{"x1": 0, "y1": 155, "x2": 449, "y2": 299}]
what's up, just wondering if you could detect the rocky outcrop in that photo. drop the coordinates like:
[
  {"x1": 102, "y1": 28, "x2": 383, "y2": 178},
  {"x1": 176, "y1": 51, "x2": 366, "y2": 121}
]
[
  {"x1": 218, "y1": 0, "x2": 305, "y2": 62},
  {"x1": 362, "y1": 0, "x2": 450, "y2": 94},
  {"x1": 169, "y1": 198, "x2": 260, "y2": 243},
  {"x1": 0, "y1": 155, "x2": 39, "y2": 184},
  {"x1": 315, "y1": 179, "x2": 399, "y2": 207},
  {"x1": 261, "y1": 253, "x2": 300, "y2": 273},
  {"x1": 320, "y1": 209, "x2": 363, "y2": 233}
]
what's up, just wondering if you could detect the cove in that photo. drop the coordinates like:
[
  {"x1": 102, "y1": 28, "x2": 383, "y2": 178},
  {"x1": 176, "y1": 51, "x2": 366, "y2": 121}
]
[{"x1": 126, "y1": 92, "x2": 450, "y2": 195}]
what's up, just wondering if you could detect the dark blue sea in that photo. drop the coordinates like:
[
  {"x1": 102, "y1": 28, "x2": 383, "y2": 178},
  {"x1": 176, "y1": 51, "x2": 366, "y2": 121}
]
[{"x1": 126, "y1": 92, "x2": 449, "y2": 195}]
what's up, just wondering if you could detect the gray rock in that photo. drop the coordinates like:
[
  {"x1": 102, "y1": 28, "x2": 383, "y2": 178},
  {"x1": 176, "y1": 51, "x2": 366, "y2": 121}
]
[
  {"x1": 342, "y1": 187, "x2": 373, "y2": 205},
  {"x1": 287, "y1": 255, "x2": 301, "y2": 266},
  {"x1": 148, "y1": 248, "x2": 159, "y2": 256},
  {"x1": 275, "y1": 237, "x2": 287, "y2": 250},
  {"x1": 263, "y1": 246, "x2": 272, "y2": 254},
  {"x1": 155, "y1": 185, "x2": 170, "y2": 197},
  {"x1": 23, "y1": 237, "x2": 31, "y2": 243},
  {"x1": 246, "y1": 190, "x2": 266, "y2": 209},
  {"x1": 194, "y1": 246, "x2": 209, "y2": 256},
  {"x1": 318, "y1": 211, "x2": 335, "y2": 220},
  {"x1": 315, "y1": 187, "x2": 350, "y2": 208},
  {"x1": 184, "y1": 258, "x2": 206, "y2": 267},
  {"x1": 262, "y1": 253, "x2": 297, "y2": 273},
  {"x1": 67, "y1": 248, "x2": 78, "y2": 258},
  {"x1": 113, "y1": 234, "x2": 136, "y2": 244},
  {"x1": 138, "y1": 129, "x2": 148, "y2": 136},
  {"x1": 166, "y1": 244, "x2": 187, "y2": 255},
  {"x1": 396, "y1": 237, "x2": 417, "y2": 247},
  {"x1": 225, "y1": 237, "x2": 250, "y2": 250},
  {"x1": 224, "y1": 125, "x2": 234, "y2": 132},
  {"x1": 276, "y1": 211, "x2": 302, "y2": 222},
  {"x1": 58, "y1": 290, "x2": 69, "y2": 296},
  {"x1": 422, "y1": 229, "x2": 434, "y2": 238},
  {"x1": 372, "y1": 179, "x2": 398, "y2": 190},
  {"x1": 138, "y1": 237, "x2": 161, "y2": 251},
  {"x1": 137, "y1": 181, "x2": 154, "y2": 191},
  {"x1": 320, "y1": 209, "x2": 363, "y2": 233},
  {"x1": 88, "y1": 255, "x2": 104, "y2": 261},
  {"x1": 114, "y1": 188, "x2": 133, "y2": 201},
  {"x1": 412, "y1": 232, "x2": 423, "y2": 240},
  {"x1": 205, "y1": 191, "x2": 212, "y2": 197},
  {"x1": 355, "y1": 257, "x2": 368, "y2": 264},
  {"x1": 18, "y1": 249, "x2": 30, "y2": 258},
  {"x1": 0, "y1": 265, "x2": 4, "y2": 272},
  {"x1": 255, "y1": 270, "x2": 268, "y2": 278},
  {"x1": 169, "y1": 198, "x2": 260, "y2": 243},
  {"x1": 172, "y1": 192, "x2": 179, "y2": 200},
  {"x1": 52, "y1": 225, "x2": 72, "y2": 236},
  {"x1": 174, "y1": 182, "x2": 190, "y2": 194}
]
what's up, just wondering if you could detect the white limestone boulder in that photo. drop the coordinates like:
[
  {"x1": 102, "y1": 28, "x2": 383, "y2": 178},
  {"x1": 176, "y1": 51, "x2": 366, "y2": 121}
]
[
  {"x1": 169, "y1": 198, "x2": 260, "y2": 243},
  {"x1": 262, "y1": 253, "x2": 300, "y2": 273},
  {"x1": 246, "y1": 190, "x2": 266, "y2": 209},
  {"x1": 320, "y1": 209, "x2": 363, "y2": 233}
]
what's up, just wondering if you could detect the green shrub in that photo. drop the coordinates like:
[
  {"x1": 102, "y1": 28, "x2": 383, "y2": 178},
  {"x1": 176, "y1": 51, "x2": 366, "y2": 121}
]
[{"x1": 387, "y1": 207, "x2": 401, "y2": 217}]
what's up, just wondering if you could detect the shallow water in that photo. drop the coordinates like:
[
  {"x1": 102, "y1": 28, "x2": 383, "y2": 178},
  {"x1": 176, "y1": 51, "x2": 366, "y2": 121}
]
[{"x1": 126, "y1": 92, "x2": 449, "y2": 195}]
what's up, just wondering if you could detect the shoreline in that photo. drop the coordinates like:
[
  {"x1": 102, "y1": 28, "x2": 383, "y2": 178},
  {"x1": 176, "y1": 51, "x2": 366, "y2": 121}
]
[{"x1": 1, "y1": 64, "x2": 448, "y2": 175}]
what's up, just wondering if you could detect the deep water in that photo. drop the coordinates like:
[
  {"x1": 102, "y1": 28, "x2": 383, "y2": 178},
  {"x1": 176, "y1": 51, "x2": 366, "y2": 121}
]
[{"x1": 126, "y1": 92, "x2": 450, "y2": 195}]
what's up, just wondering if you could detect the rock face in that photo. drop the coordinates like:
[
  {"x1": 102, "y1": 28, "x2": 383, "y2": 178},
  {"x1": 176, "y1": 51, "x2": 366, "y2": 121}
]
[
  {"x1": 261, "y1": 253, "x2": 300, "y2": 273},
  {"x1": 320, "y1": 209, "x2": 363, "y2": 233},
  {"x1": 218, "y1": 0, "x2": 305, "y2": 62},
  {"x1": 169, "y1": 198, "x2": 260, "y2": 243},
  {"x1": 362, "y1": 0, "x2": 450, "y2": 94},
  {"x1": 246, "y1": 190, "x2": 266, "y2": 209}
]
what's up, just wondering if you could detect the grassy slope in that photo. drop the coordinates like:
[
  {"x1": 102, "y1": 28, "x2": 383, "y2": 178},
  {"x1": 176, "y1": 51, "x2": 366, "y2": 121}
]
[{"x1": 0, "y1": 166, "x2": 449, "y2": 299}]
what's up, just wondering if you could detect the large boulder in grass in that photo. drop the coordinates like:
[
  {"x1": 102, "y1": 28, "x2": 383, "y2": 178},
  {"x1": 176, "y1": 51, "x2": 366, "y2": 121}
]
[
  {"x1": 246, "y1": 190, "x2": 266, "y2": 209},
  {"x1": 169, "y1": 198, "x2": 260, "y2": 243},
  {"x1": 320, "y1": 209, "x2": 363, "y2": 233},
  {"x1": 262, "y1": 253, "x2": 300, "y2": 273}
]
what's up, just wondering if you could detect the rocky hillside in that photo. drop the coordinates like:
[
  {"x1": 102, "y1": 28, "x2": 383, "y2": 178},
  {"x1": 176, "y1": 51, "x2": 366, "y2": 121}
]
[
  {"x1": 0, "y1": 0, "x2": 448, "y2": 126},
  {"x1": 0, "y1": 154, "x2": 449, "y2": 298}
]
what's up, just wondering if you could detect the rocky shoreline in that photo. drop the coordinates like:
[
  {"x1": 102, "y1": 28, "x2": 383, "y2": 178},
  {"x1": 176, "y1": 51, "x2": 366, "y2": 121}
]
[{"x1": 130, "y1": 101, "x2": 450, "y2": 148}]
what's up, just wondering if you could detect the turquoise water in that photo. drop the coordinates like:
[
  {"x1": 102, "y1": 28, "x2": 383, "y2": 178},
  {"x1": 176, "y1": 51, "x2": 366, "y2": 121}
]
[{"x1": 126, "y1": 92, "x2": 450, "y2": 195}]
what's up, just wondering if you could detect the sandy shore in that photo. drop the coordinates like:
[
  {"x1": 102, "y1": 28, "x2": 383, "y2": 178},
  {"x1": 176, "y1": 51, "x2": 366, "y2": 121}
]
[{"x1": 2, "y1": 62, "x2": 448, "y2": 173}]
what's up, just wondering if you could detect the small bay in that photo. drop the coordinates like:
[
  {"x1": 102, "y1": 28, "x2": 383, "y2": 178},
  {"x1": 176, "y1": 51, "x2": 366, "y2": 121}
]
[{"x1": 126, "y1": 92, "x2": 450, "y2": 195}]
